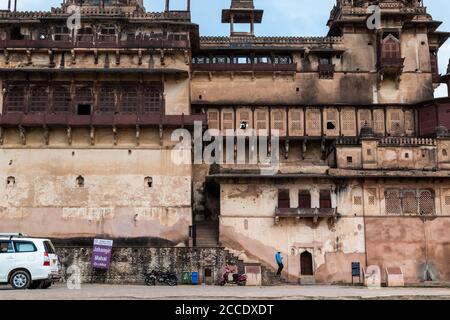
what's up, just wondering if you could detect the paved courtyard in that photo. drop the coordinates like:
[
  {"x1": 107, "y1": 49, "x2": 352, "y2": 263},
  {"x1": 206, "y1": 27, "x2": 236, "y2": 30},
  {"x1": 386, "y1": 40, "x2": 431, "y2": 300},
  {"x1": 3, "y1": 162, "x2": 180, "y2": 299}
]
[{"x1": 1, "y1": 284, "x2": 450, "y2": 300}]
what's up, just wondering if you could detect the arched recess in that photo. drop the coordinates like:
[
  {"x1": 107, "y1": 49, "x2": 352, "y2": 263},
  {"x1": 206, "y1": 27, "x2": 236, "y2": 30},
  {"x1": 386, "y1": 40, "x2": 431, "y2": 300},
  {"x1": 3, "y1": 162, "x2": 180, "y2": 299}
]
[{"x1": 300, "y1": 251, "x2": 314, "y2": 276}]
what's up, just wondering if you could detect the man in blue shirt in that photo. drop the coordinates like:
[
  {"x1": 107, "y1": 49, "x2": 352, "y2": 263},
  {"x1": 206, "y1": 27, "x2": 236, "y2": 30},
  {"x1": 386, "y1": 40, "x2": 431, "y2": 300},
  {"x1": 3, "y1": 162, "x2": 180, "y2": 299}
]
[{"x1": 275, "y1": 251, "x2": 283, "y2": 276}]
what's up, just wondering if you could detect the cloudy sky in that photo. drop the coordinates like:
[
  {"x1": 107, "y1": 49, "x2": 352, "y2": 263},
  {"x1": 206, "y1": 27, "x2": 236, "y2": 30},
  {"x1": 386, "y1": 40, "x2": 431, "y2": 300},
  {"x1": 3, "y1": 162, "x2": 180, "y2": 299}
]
[{"x1": 2, "y1": 0, "x2": 450, "y2": 96}]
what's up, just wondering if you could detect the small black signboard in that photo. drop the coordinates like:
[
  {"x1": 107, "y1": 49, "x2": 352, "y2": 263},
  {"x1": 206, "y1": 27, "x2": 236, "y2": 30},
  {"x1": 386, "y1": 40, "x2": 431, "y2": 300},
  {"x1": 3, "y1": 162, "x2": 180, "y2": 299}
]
[
  {"x1": 352, "y1": 262, "x2": 361, "y2": 277},
  {"x1": 351, "y1": 262, "x2": 361, "y2": 284}
]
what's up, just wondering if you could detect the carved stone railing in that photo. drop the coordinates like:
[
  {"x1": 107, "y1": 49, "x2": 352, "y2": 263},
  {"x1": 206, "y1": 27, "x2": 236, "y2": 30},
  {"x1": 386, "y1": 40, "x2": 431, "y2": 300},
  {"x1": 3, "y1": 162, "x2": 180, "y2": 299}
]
[
  {"x1": 378, "y1": 137, "x2": 436, "y2": 147},
  {"x1": 192, "y1": 63, "x2": 297, "y2": 73},
  {"x1": 275, "y1": 207, "x2": 337, "y2": 216},
  {"x1": 318, "y1": 63, "x2": 335, "y2": 79},
  {"x1": 0, "y1": 39, "x2": 189, "y2": 50}
]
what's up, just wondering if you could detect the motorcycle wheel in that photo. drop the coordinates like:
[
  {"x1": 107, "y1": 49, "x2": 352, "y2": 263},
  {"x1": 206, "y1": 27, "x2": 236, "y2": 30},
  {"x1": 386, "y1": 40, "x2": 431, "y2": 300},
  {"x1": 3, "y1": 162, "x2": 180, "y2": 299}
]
[
  {"x1": 145, "y1": 277, "x2": 156, "y2": 286},
  {"x1": 167, "y1": 278, "x2": 177, "y2": 286}
]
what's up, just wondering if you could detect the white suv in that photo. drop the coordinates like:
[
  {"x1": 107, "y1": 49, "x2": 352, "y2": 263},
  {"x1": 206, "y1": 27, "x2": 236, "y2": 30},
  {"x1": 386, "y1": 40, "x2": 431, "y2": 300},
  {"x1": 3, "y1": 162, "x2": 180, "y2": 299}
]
[{"x1": 0, "y1": 234, "x2": 61, "y2": 289}]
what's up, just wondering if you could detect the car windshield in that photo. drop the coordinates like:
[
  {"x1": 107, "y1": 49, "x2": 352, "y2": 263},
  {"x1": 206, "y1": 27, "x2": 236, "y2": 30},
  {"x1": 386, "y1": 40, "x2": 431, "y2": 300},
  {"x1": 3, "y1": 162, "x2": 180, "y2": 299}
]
[{"x1": 43, "y1": 240, "x2": 56, "y2": 254}]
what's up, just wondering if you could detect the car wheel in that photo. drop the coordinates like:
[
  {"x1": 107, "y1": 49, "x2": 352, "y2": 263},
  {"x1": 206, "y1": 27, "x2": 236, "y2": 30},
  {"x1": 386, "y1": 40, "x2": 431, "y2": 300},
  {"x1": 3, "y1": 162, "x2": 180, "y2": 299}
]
[
  {"x1": 10, "y1": 270, "x2": 31, "y2": 290},
  {"x1": 29, "y1": 280, "x2": 43, "y2": 289}
]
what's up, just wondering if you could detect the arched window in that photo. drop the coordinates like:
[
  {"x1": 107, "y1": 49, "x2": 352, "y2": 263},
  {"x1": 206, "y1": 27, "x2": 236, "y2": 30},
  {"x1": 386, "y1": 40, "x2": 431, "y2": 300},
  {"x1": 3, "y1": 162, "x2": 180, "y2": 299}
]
[
  {"x1": 76, "y1": 175, "x2": 85, "y2": 188},
  {"x1": 382, "y1": 34, "x2": 401, "y2": 60},
  {"x1": 419, "y1": 190, "x2": 434, "y2": 215},
  {"x1": 300, "y1": 251, "x2": 314, "y2": 276},
  {"x1": 385, "y1": 189, "x2": 401, "y2": 215},
  {"x1": 402, "y1": 190, "x2": 417, "y2": 215}
]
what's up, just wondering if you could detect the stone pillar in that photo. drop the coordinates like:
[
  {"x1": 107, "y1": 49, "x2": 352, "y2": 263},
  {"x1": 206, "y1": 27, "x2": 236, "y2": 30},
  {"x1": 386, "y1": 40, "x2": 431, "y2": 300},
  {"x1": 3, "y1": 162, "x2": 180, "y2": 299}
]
[
  {"x1": 446, "y1": 59, "x2": 450, "y2": 97},
  {"x1": 310, "y1": 186, "x2": 320, "y2": 209},
  {"x1": 165, "y1": 0, "x2": 170, "y2": 12}
]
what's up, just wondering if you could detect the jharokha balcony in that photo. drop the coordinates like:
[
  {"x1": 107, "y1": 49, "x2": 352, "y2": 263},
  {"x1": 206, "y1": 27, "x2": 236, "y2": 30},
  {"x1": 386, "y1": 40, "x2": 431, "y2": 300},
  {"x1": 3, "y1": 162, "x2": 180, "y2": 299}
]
[
  {"x1": 377, "y1": 57, "x2": 405, "y2": 73},
  {"x1": 192, "y1": 62, "x2": 298, "y2": 73},
  {"x1": 318, "y1": 63, "x2": 335, "y2": 79},
  {"x1": 0, "y1": 38, "x2": 189, "y2": 50},
  {"x1": 274, "y1": 207, "x2": 339, "y2": 225},
  {"x1": 0, "y1": 113, "x2": 207, "y2": 128}
]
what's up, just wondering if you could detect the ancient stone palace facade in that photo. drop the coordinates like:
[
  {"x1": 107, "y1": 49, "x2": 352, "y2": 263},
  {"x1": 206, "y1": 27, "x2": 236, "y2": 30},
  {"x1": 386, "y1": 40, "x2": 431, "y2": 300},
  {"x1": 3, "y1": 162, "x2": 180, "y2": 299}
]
[{"x1": 1, "y1": 0, "x2": 450, "y2": 285}]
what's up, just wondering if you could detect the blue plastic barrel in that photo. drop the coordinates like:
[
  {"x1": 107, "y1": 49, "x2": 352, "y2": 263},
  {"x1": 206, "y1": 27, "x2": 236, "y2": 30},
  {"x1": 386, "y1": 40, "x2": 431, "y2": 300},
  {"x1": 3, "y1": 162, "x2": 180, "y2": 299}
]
[{"x1": 191, "y1": 272, "x2": 199, "y2": 285}]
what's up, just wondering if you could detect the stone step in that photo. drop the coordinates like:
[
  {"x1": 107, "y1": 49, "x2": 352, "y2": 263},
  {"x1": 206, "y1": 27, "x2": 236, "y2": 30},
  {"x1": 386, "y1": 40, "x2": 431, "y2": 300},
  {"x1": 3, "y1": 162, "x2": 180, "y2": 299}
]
[{"x1": 300, "y1": 276, "x2": 316, "y2": 285}]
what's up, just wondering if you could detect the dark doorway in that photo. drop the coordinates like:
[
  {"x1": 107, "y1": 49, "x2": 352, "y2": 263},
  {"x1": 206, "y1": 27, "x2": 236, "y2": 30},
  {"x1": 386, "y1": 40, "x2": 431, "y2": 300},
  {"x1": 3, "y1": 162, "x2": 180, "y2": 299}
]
[
  {"x1": 300, "y1": 251, "x2": 314, "y2": 276},
  {"x1": 10, "y1": 26, "x2": 24, "y2": 40},
  {"x1": 298, "y1": 191, "x2": 311, "y2": 209},
  {"x1": 77, "y1": 104, "x2": 91, "y2": 115}
]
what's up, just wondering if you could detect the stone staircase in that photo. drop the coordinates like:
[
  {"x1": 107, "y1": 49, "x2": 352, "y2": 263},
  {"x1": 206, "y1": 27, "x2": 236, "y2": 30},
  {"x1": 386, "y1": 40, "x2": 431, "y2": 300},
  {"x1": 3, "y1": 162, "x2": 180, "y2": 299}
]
[
  {"x1": 194, "y1": 221, "x2": 219, "y2": 247},
  {"x1": 224, "y1": 248, "x2": 293, "y2": 285}
]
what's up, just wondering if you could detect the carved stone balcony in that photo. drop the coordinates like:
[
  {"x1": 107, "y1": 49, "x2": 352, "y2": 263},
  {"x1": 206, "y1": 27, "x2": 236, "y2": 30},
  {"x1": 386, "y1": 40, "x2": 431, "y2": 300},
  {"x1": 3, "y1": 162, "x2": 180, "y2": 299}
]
[
  {"x1": 0, "y1": 113, "x2": 207, "y2": 128},
  {"x1": 377, "y1": 57, "x2": 405, "y2": 74},
  {"x1": 0, "y1": 39, "x2": 189, "y2": 50},
  {"x1": 192, "y1": 63, "x2": 297, "y2": 73},
  {"x1": 318, "y1": 63, "x2": 335, "y2": 79},
  {"x1": 274, "y1": 207, "x2": 339, "y2": 225}
]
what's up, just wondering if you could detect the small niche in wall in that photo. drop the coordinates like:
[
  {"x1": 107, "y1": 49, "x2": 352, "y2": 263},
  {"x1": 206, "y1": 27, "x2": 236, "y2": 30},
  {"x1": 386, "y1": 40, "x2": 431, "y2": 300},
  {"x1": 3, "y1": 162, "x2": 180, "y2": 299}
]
[
  {"x1": 347, "y1": 156, "x2": 353, "y2": 164},
  {"x1": 76, "y1": 175, "x2": 85, "y2": 188},
  {"x1": 6, "y1": 176, "x2": 15, "y2": 186},
  {"x1": 367, "y1": 149, "x2": 372, "y2": 156},
  {"x1": 327, "y1": 122, "x2": 336, "y2": 130},
  {"x1": 145, "y1": 176, "x2": 153, "y2": 188},
  {"x1": 443, "y1": 149, "x2": 448, "y2": 157},
  {"x1": 405, "y1": 153, "x2": 410, "y2": 159}
]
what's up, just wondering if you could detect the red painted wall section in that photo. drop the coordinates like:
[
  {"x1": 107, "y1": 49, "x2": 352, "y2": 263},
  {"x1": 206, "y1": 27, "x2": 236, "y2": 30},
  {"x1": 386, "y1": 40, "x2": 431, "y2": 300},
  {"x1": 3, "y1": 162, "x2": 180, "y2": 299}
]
[{"x1": 365, "y1": 217, "x2": 450, "y2": 283}]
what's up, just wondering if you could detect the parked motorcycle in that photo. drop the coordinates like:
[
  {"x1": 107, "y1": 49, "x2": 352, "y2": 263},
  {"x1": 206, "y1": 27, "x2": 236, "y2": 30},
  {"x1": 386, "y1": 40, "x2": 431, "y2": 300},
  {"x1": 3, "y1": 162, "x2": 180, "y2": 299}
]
[
  {"x1": 219, "y1": 267, "x2": 247, "y2": 286},
  {"x1": 145, "y1": 270, "x2": 178, "y2": 286}
]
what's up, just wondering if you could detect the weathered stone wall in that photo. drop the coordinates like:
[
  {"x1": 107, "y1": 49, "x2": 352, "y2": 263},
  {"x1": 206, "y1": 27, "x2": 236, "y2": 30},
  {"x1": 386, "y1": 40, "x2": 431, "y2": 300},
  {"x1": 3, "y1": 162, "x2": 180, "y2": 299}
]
[
  {"x1": 0, "y1": 129, "x2": 193, "y2": 243},
  {"x1": 365, "y1": 217, "x2": 450, "y2": 284},
  {"x1": 219, "y1": 181, "x2": 366, "y2": 284},
  {"x1": 55, "y1": 245, "x2": 242, "y2": 285}
]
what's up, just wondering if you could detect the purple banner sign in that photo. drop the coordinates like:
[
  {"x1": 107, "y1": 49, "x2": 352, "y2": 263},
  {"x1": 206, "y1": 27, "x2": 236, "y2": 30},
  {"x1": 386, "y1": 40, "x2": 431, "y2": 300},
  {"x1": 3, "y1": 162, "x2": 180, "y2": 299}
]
[{"x1": 91, "y1": 239, "x2": 113, "y2": 270}]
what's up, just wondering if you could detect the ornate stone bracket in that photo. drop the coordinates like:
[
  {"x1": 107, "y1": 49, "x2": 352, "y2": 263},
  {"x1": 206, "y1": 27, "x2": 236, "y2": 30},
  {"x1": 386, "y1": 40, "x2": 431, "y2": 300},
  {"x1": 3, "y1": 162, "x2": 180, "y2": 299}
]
[
  {"x1": 138, "y1": 49, "x2": 143, "y2": 65},
  {"x1": 71, "y1": 49, "x2": 76, "y2": 65},
  {"x1": 4, "y1": 49, "x2": 9, "y2": 65},
  {"x1": 26, "y1": 50, "x2": 32, "y2": 66},
  {"x1": 48, "y1": 50, "x2": 55, "y2": 68},
  {"x1": 94, "y1": 49, "x2": 99, "y2": 65},
  {"x1": 112, "y1": 125, "x2": 118, "y2": 146},
  {"x1": 160, "y1": 50, "x2": 165, "y2": 66},
  {"x1": 90, "y1": 126, "x2": 95, "y2": 146},
  {"x1": 285, "y1": 140, "x2": 289, "y2": 159},
  {"x1": 67, "y1": 126, "x2": 72, "y2": 145},
  {"x1": 43, "y1": 125, "x2": 49, "y2": 145},
  {"x1": 135, "y1": 124, "x2": 140, "y2": 146},
  {"x1": 159, "y1": 124, "x2": 164, "y2": 146},
  {"x1": 184, "y1": 49, "x2": 190, "y2": 65},
  {"x1": 18, "y1": 125, "x2": 26, "y2": 145},
  {"x1": 115, "y1": 50, "x2": 120, "y2": 65}
]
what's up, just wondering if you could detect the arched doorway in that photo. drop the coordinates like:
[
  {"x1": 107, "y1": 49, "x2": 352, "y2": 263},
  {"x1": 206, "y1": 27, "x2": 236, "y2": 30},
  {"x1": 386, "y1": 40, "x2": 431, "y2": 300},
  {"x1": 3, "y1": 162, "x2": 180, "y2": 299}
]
[{"x1": 300, "y1": 251, "x2": 314, "y2": 276}]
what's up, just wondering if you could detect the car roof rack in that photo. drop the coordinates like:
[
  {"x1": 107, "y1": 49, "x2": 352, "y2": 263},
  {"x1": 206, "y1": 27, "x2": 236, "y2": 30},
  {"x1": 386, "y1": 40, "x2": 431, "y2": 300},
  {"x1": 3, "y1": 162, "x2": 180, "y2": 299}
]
[{"x1": 0, "y1": 233, "x2": 28, "y2": 239}]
